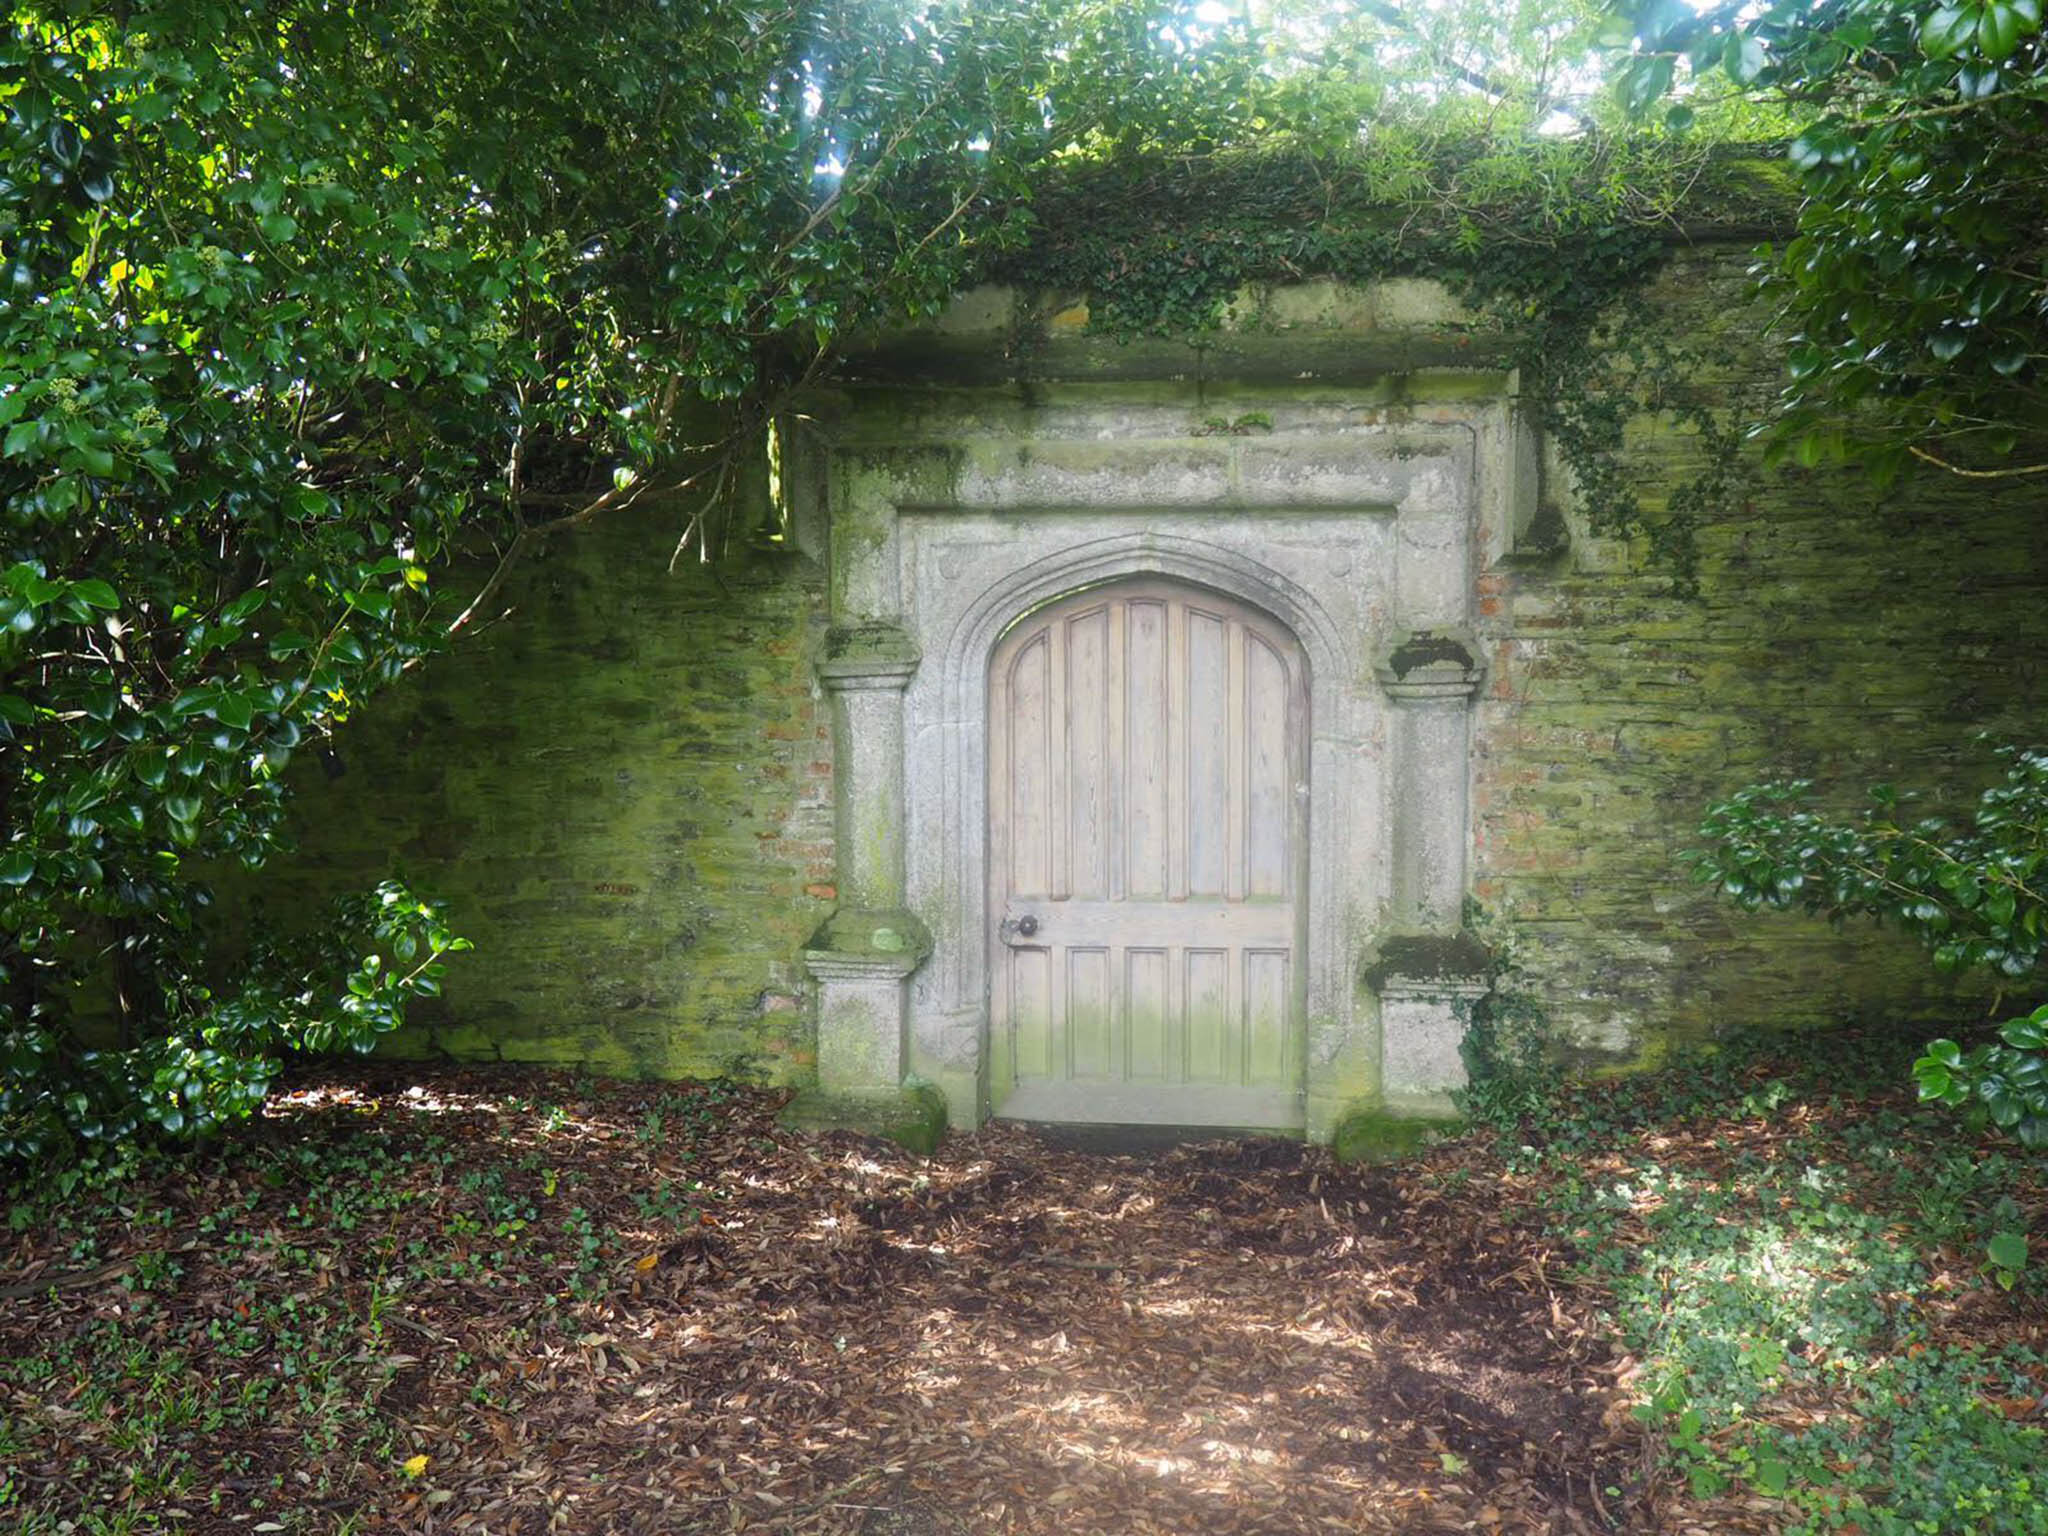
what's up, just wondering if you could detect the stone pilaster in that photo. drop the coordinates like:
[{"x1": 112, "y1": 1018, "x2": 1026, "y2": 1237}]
[
  {"x1": 786, "y1": 624, "x2": 945, "y2": 1149},
  {"x1": 816, "y1": 624, "x2": 919, "y2": 910},
  {"x1": 1370, "y1": 633, "x2": 1491, "y2": 1117},
  {"x1": 1376, "y1": 630, "x2": 1486, "y2": 931}
]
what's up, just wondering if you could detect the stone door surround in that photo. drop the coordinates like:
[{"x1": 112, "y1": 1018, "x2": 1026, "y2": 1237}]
[{"x1": 792, "y1": 375, "x2": 1502, "y2": 1143}]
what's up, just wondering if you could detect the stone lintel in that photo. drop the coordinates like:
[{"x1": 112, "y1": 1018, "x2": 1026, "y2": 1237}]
[{"x1": 826, "y1": 282, "x2": 1518, "y2": 387}]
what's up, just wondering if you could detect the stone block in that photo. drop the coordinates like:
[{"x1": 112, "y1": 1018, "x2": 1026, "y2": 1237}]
[
  {"x1": 779, "y1": 1081, "x2": 949, "y2": 1156},
  {"x1": 1331, "y1": 1106, "x2": 1459, "y2": 1164}
]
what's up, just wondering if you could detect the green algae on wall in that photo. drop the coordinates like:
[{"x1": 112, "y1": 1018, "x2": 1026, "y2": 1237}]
[
  {"x1": 1470, "y1": 244, "x2": 2048, "y2": 1062},
  {"x1": 268, "y1": 501, "x2": 835, "y2": 1084}
]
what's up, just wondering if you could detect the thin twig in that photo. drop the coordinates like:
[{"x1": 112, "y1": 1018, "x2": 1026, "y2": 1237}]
[
  {"x1": 1030, "y1": 1255, "x2": 1125, "y2": 1274},
  {"x1": 1907, "y1": 443, "x2": 2048, "y2": 479}
]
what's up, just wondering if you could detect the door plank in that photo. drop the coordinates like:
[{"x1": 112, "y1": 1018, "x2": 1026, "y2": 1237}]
[
  {"x1": 1125, "y1": 599, "x2": 1169, "y2": 900},
  {"x1": 1011, "y1": 944, "x2": 1053, "y2": 1080},
  {"x1": 1185, "y1": 946, "x2": 1229, "y2": 1084},
  {"x1": 1066, "y1": 607, "x2": 1109, "y2": 902},
  {"x1": 1186, "y1": 608, "x2": 1228, "y2": 899},
  {"x1": 1006, "y1": 633, "x2": 1051, "y2": 897},
  {"x1": 1049, "y1": 610, "x2": 1069, "y2": 902},
  {"x1": 1066, "y1": 946, "x2": 1111, "y2": 1079},
  {"x1": 1166, "y1": 598, "x2": 1190, "y2": 902},
  {"x1": 1244, "y1": 947, "x2": 1294, "y2": 1088},
  {"x1": 1246, "y1": 632, "x2": 1292, "y2": 901},
  {"x1": 997, "y1": 898, "x2": 1294, "y2": 950}
]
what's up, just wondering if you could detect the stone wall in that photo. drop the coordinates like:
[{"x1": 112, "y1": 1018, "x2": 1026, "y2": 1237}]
[
  {"x1": 267, "y1": 241, "x2": 2048, "y2": 1095},
  {"x1": 266, "y1": 505, "x2": 834, "y2": 1082},
  {"x1": 1470, "y1": 244, "x2": 2048, "y2": 1060}
]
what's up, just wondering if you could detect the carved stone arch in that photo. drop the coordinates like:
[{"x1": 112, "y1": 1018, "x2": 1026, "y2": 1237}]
[
  {"x1": 941, "y1": 532, "x2": 1355, "y2": 716},
  {"x1": 796, "y1": 409, "x2": 1497, "y2": 1144}
]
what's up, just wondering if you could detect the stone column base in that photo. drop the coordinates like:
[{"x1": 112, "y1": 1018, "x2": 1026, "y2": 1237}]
[
  {"x1": 802, "y1": 908, "x2": 930, "y2": 1089},
  {"x1": 778, "y1": 1082, "x2": 948, "y2": 1155},
  {"x1": 794, "y1": 908, "x2": 941, "y2": 1150},
  {"x1": 1362, "y1": 931, "x2": 1493, "y2": 1117}
]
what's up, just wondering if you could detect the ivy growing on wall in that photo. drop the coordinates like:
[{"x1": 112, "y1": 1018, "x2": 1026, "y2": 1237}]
[{"x1": 985, "y1": 141, "x2": 1795, "y2": 590}]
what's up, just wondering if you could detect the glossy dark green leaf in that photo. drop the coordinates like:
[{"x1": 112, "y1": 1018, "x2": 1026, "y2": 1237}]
[
  {"x1": 1921, "y1": 3, "x2": 1982, "y2": 56},
  {"x1": 1977, "y1": 0, "x2": 2027, "y2": 56},
  {"x1": 45, "y1": 119, "x2": 82, "y2": 168}
]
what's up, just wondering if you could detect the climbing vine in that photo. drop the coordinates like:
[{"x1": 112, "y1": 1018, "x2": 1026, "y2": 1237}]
[{"x1": 986, "y1": 139, "x2": 1793, "y2": 589}]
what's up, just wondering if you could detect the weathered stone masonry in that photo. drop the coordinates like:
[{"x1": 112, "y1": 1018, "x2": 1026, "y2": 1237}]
[
  {"x1": 275, "y1": 241, "x2": 2048, "y2": 1138},
  {"x1": 276, "y1": 508, "x2": 837, "y2": 1082},
  {"x1": 1473, "y1": 246, "x2": 2048, "y2": 1061}
]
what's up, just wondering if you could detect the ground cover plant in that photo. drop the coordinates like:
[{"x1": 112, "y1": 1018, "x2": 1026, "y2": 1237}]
[
  {"x1": 2, "y1": 1024, "x2": 2041, "y2": 1534},
  {"x1": 1693, "y1": 745, "x2": 2048, "y2": 1151},
  {"x1": 1455, "y1": 1020, "x2": 2048, "y2": 1535},
  {"x1": 0, "y1": 1067, "x2": 1640, "y2": 1534}
]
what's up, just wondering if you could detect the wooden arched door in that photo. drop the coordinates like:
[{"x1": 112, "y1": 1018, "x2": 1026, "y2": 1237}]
[{"x1": 987, "y1": 579, "x2": 1309, "y2": 1127}]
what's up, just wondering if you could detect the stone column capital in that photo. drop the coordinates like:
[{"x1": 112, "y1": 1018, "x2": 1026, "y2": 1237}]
[
  {"x1": 817, "y1": 623, "x2": 920, "y2": 691},
  {"x1": 800, "y1": 908, "x2": 933, "y2": 981},
  {"x1": 1375, "y1": 628, "x2": 1485, "y2": 704}
]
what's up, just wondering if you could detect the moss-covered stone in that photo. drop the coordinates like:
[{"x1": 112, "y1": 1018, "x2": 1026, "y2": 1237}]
[
  {"x1": 779, "y1": 1081, "x2": 948, "y2": 1156},
  {"x1": 803, "y1": 908, "x2": 932, "y2": 964},
  {"x1": 1381, "y1": 630, "x2": 1481, "y2": 680},
  {"x1": 250, "y1": 239, "x2": 2048, "y2": 1116},
  {"x1": 1362, "y1": 932, "x2": 1494, "y2": 992},
  {"x1": 1331, "y1": 1108, "x2": 1458, "y2": 1165},
  {"x1": 1468, "y1": 243, "x2": 2048, "y2": 1061},
  {"x1": 250, "y1": 503, "x2": 835, "y2": 1086}
]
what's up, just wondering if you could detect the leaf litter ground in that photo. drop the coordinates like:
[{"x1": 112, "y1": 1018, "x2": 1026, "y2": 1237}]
[
  {"x1": 4, "y1": 1067, "x2": 1638, "y2": 1534},
  {"x1": 4, "y1": 1033, "x2": 2043, "y2": 1535}
]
